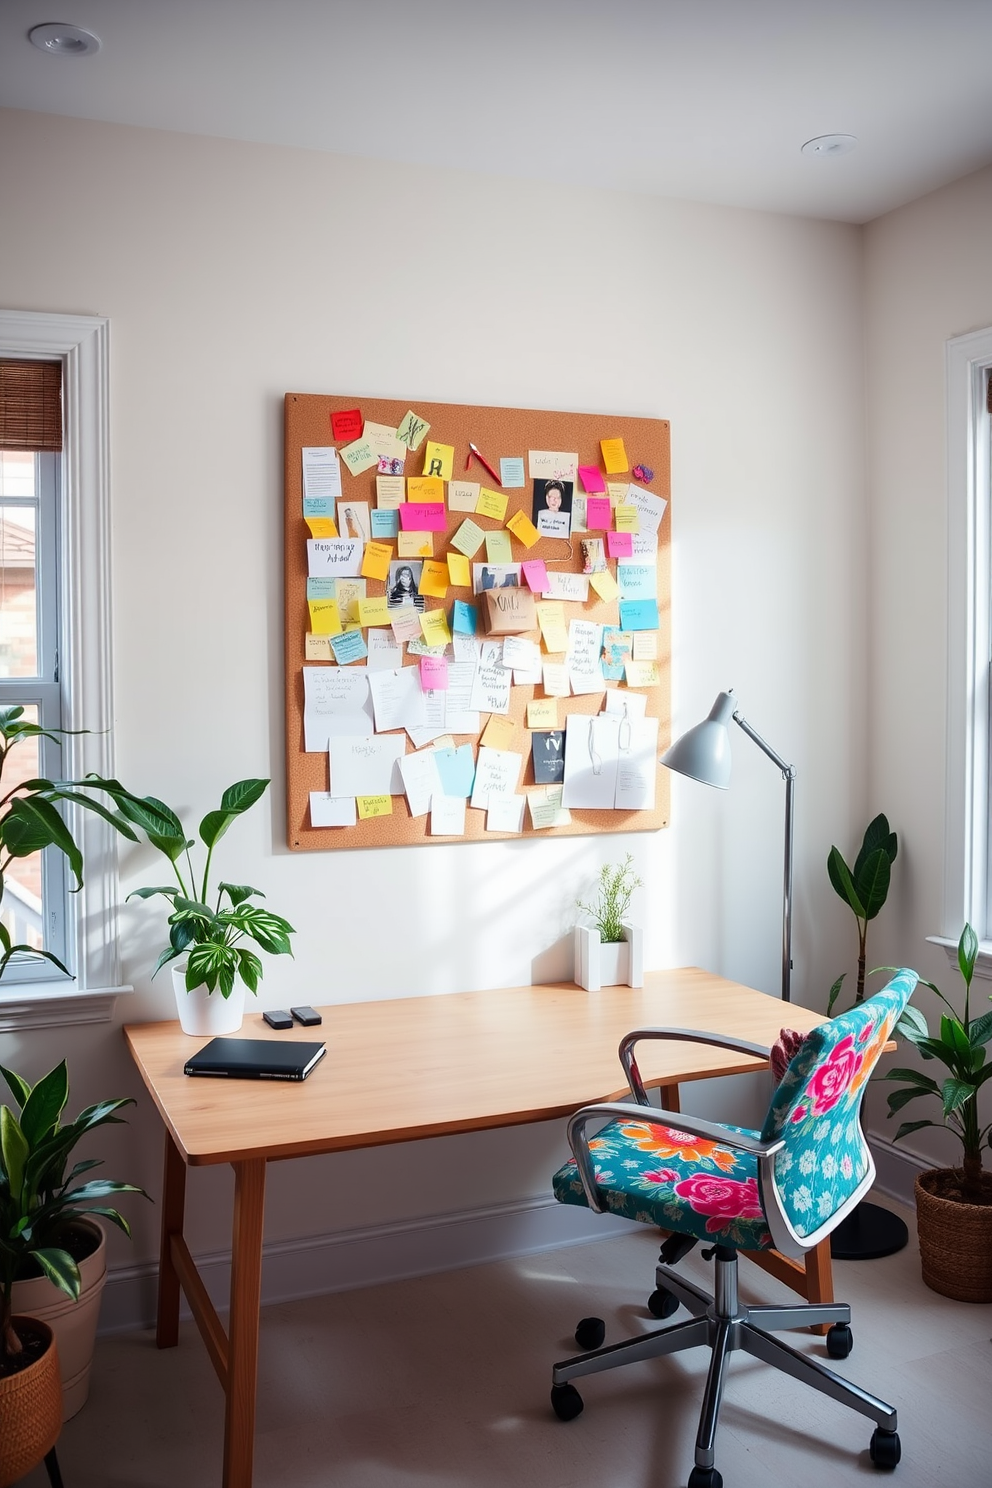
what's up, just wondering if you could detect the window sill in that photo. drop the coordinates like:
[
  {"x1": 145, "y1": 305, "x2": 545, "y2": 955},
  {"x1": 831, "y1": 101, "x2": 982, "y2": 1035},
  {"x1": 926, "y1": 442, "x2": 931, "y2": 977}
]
[
  {"x1": 0, "y1": 982, "x2": 134, "y2": 1031},
  {"x1": 925, "y1": 935, "x2": 992, "y2": 986}
]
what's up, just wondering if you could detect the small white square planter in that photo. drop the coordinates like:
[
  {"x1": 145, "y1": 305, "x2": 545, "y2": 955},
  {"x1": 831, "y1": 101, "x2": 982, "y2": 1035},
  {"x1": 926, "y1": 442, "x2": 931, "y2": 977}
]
[{"x1": 573, "y1": 922, "x2": 644, "y2": 990}]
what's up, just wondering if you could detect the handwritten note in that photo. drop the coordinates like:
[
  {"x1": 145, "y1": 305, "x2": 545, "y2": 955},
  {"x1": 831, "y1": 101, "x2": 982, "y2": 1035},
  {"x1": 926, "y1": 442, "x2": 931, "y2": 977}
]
[
  {"x1": 578, "y1": 465, "x2": 606, "y2": 493},
  {"x1": 607, "y1": 530, "x2": 634, "y2": 559},
  {"x1": 480, "y1": 713, "x2": 516, "y2": 752},
  {"x1": 470, "y1": 746, "x2": 523, "y2": 809},
  {"x1": 589, "y1": 569, "x2": 620, "y2": 602},
  {"x1": 418, "y1": 560, "x2": 449, "y2": 599},
  {"x1": 624, "y1": 659, "x2": 660, "y2": 687},
  {"x1": 617, "y1": 563, "x2": 656, "y2": 600},
  {"x1": 407, "y1": 476, "x2": 445, "y2": 504},
  {"x1": 308, "y1": 598, "x2": 342, "y2": 635},
  {"x1": 309, "y1": 792, "x2": 357, "y2": 828},
  {"x1": 434, "y1": 744, "x2": 476, "y2": 797},
  {"x1": 420, "y1": 654, "x2": 449, "y2": 690},
  {"x1": 357, "y1": 595, "x2": 391, "y2": 626},
  {"x1": 376, "y1": 475, "x2": 405, "y2": 509},
  {"x1": 370, "y1": 509, "x2": 399, "y2": 539},
  {"x1": 506, "y1": 509, "x2": 540, "y2": 549},
  {"x1": 421, "y1": 441, "x2": 454, "y2": 480},
  {"x1": 339, "y1": 437, "x2": 378, "y2": 476},
  {"x1": 618, "y1": 599, "x2": 660, "y2": 632},
  {"x1": 476, "y1": 487, "x2": 508, "y2": 523},
  {"x1": 486, "y1": 795, "x2": 526, "y2": 833},
  {"x1": 485, "y1": 530, "x2": 513, "y2": 564},
  {"x1": 566, "y1": 620, "x2": 605, "y2": 695},
  {"x1": 303, "y1": 667, "x2": 374, "y2": 751},
  {"x1": 585, "y1": 497, "x2": 612, "y2": 530},
  {"x1": 330, "y1": 630, "x2": 368, "y2": 665},
  {"x1": 307, "y1": 538, "x2": 362, "y2": 579},
  {"x1": 302, "y1": 447, "x2": 342, "y2": 500},
  {"x1": 396, "y1": 410, "x2": 431, "y2": 451},
  {"x1": 528, "y1": 784, "x2": 571, "y2": 829},
  {"x1": 600, "y1": 438, "x2": 629, "y2": 474},
  {"x1": 446, "y1": 552, "x2": 470, "y2": 587},
  {"x1": 527, "y1": 698, "x2": 558, "y2": 729},
  {"x1": 430, "y1": 794, "x2": 466, "y2": 835},
  {"x1": 366, "y1": 628, "x2": 403, "y2": 671},
  {"x1": 542, "y1": 661, "x2": 570, "y2": 698},
  {"x1": 329, "y1": 733, "x2": 405, "y2": 797},
  {"x1": 542, "y1": 571, "x2": 589, "y2": 604},
  {"x1": 537, "y1": 601, "x2": 569, "y2": 654},
  {"x1": 305, "y1": 633, "x2": 334, "y2": 660},
  {"x1": 361, "y1": 541, "x2": 393, "y2": 582},
  {"x1": 614, "y1": 504, "x2": 639, "y2": 532},
  {"x1": 420, "y1": 608, "x2": 452, "y2": 647},
  {"x1": 626, "y1": 483, "x2": 668, "y2": 535},
  {"x1": 397, "y1": 530, "x2": 433, "y2": 558},
  {"x1": 528, "y1": 450, "x2": 578, "y2": 482},
  {"x1": 469, "y1": 641, "x2": 512, "y2": 714},
  {"x1": 447, "y1": 480, "x2": 480, "y2": 512},
  {"x1": 522, "y1": 559, "x2": 549, "y2": 593},
  {"x1": 400, "y1": 502, "x2": 446, "y2": 532},
  {"x1": 500, "y1": 457, "x2": 525, "y2": 488},
  {"x1": 357, "y1": 794, "x2": 392, "y2": 820},
  {"x1": 451, "y1": 519, "x2": 486, "y2": 557},
  {"x1": 398, "y1": 749, "x2": 443, "y2": 817},
  {"x1": 452, "y1": 599, "x2": 477, "y2": 634}
]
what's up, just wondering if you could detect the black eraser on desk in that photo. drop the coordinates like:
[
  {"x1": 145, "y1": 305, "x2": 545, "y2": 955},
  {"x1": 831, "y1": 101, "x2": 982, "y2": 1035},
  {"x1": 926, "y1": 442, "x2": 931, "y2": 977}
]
[{"x1": 291, "y1": 1005, "x2": 322, "y2": 1026}]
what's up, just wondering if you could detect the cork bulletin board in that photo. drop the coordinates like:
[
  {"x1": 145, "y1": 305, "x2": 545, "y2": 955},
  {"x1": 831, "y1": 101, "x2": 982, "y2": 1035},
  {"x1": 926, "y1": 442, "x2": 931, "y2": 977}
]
[{"x1": 285, "y1": 393, "x2": 671, "y2": 851}]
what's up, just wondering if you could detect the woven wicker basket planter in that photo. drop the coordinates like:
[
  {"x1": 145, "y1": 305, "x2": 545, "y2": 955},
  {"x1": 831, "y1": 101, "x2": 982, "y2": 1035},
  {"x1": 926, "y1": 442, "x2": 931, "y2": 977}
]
[
  {"x1": 915, "y1": 1168, "x2": 992, "y2": 1303},
  {"x1": 0, "y1": 1319, "x2": 62, "y2": 1488}
]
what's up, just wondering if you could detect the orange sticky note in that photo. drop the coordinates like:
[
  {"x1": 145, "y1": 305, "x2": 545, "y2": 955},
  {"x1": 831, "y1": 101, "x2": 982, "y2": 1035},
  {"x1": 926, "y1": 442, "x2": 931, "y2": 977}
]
[
  {"x1": 447, "y1": 552, "x2": 471, "y2": 587},
  {"x1": 305, "y1": 516, "x2": 339, "y2": 539},
  {"x1": 361, "y1": 541, "x2": 393, "y2": 581},
  {"x1": 600, "y1": 438, "x2": 629, "y2": 475},
  {"x1": 481, "y1": 714, "x2": 515, "y2": 751},
  {"x1": 506, "y1": 509, "x2": 540, "y2": 549},
  {"x1": 418, "y1": 560, "x2": 449, "y2": 599},
  {"x1": 407, "y1": 476, "x2": 445, "y2": 504}
]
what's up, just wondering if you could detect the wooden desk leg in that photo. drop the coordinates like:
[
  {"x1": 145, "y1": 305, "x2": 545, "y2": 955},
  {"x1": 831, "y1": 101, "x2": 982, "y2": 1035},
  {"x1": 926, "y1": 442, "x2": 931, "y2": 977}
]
[
  {"x1": 157, "y1": 1130, "x2": 187, "y2": 1349},
  {"x1": 803, "y1": 1237, "x2": 834, "y2": 1310},
  {"x1": 223, "y1": 1159, "x2": 266, "y2": 1488},
  {"x1": 658, "y1": 1084, "x2": 681, "y2": 1113}
]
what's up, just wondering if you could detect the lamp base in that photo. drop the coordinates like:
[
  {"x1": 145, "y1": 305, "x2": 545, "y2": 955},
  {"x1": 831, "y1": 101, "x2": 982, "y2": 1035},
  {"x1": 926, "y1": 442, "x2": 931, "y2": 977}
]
[{"x1": 830, "y1": 1200, "x2": 908, "y2": 1261}]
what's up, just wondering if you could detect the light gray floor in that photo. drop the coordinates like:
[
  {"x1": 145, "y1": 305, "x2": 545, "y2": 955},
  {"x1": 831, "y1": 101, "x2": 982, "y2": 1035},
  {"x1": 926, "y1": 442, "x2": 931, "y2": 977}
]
[{"x1": 19, "y1": 1200, "x2": 992, "y2": 1488}]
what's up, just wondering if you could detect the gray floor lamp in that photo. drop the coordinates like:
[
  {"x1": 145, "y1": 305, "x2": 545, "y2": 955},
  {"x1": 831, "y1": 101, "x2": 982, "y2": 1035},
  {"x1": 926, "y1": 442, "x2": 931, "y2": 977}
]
[{"x1": 660, "y1": 689, "x2": 795, "y2": 1002}]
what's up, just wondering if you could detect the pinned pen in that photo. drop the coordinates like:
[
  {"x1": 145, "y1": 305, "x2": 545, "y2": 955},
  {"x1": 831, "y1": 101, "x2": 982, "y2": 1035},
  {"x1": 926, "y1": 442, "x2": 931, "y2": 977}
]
[{"x1": 466, "y1": 442, "x2": 502, "y2": 486}]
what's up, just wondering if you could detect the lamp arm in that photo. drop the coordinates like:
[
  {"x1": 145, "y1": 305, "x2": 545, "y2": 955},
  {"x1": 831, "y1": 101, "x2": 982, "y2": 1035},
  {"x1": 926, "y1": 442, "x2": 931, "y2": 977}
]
[{"x1": 733, "y1": 710, "x2": 796, "y2": 1003}]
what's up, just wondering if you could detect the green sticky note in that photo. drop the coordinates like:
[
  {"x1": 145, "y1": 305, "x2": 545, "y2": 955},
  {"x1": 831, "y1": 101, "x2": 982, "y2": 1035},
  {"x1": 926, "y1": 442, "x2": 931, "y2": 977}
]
[
  {"x1": 451, "y1": 518, "x2": 486, "y2": 558},
  {"x1": 485, "y1": 529, "x2": 513, "y2": 563}
]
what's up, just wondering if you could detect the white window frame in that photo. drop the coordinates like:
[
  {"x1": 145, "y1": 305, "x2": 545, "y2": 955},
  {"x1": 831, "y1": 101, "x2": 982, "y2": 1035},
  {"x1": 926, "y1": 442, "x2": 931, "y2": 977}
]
[
  {"x1": 0, "y1": 310, "x2": 131, "y2": 1029},
  {"x1": 937, "y1": 324, "x2": 992, "y2": 980}
]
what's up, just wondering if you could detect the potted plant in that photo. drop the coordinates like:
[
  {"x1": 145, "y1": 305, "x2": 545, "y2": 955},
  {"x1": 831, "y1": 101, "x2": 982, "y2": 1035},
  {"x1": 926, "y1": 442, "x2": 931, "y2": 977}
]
[
  {"x1": 885, "y1": 923, "x2": 992, "y2": 1301},
  {"x1": 826, "y1": 812, "x2": 899, "y2": 1012},
  {"x1": 574, "y1": 855, "x2": 643, "y2": 991},
  {"x1": 124, "y1": 778, "x2": 295, "y2": 1035},
  {"x1": 1, "y1": 1059, "x2": 146, "y2": 1477}
]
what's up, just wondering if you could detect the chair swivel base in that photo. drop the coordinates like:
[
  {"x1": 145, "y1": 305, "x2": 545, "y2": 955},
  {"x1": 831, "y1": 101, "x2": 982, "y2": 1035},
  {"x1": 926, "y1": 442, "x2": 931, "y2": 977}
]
[{"x1": 551, "y1": 1248, "x2": 901, "y2": 1485}]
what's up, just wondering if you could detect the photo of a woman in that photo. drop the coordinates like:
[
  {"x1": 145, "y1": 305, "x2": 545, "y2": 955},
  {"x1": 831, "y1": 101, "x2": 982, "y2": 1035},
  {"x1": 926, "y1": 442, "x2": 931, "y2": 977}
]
[
  {"x1": 387, "y1": 560, "x2": 425, "y2": 611},
  {"x1": 533, "y1": 478, "x2": 573, "y2": 537}
]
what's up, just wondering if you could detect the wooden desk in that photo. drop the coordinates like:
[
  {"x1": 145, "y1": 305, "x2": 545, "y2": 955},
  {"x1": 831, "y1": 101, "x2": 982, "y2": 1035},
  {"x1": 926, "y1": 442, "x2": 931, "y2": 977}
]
[{"x1": 125, "y1": 968, "x2": 830, "y2": 1488}]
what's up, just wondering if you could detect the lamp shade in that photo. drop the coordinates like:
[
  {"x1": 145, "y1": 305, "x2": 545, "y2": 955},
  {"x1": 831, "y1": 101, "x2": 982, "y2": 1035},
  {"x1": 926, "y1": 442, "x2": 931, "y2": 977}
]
[{"x1": 660, "y1": 690, "x2": 737, "y2": 789}]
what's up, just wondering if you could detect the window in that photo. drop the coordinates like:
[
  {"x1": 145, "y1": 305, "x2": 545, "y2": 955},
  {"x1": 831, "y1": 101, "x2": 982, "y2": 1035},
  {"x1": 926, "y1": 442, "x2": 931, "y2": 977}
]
[
  {"x1": 941, "y1": 325, "x2": 992, "y2": 970},
  {"x1": 0, "y1": 311, "x2": 124, "y2": 1030}
]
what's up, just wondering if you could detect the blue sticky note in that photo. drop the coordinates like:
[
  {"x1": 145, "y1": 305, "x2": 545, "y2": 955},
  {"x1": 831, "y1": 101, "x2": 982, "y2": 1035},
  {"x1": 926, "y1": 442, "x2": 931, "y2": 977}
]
[
  {"x1": 616, "y1": 563, "x2": 656, "y2": 601},
  {"x1": 371, "y1": 508, "x2": 399, "y2": 539},
  {"x1": 618, "y1": 599, "x2": 660, "y2": 632},
  {"x1": 303, "y1": 495, "x2": 335, "y2": 518},
  {"x1": 434, "y1": 744, "x2": 476, "y2": 798},
  {"x1": 452, "y1": 600, "x2": 477, "y2": 635},
  {"x1": 499, "y1": 456, "x2": 525, "y2": 489},
  {"x1": 330, "y1": 629, "x2": 368, "y2": 665},
  {"x1": 307, "y1": 578, "x2": 337, "y2": 600}
]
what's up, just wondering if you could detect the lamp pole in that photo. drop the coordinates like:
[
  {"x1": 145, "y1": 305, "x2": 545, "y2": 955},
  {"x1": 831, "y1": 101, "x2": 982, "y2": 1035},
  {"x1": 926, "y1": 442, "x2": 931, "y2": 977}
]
[{"x1": 730, "y1": 710, "x2": 795, "y2": 1003}]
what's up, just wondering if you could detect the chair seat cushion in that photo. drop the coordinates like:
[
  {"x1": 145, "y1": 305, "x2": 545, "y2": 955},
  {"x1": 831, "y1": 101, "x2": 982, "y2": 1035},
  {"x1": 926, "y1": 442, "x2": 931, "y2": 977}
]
[{"x1": 553, "y1": 1117, "x2": 775, "y2": 1250}]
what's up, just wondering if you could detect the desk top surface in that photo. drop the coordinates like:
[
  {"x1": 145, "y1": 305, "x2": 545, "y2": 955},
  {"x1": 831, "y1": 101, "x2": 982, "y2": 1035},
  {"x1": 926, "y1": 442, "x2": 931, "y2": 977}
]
[{"x1": 123, "y1": 968, "x2": 826, "y2": 1166}]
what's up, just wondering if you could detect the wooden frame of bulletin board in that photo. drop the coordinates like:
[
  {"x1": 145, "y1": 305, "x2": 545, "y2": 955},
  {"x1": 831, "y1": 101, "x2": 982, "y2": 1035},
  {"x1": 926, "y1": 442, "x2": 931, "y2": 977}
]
[{"x1": 285, "y1": 393, "x2": 671, "y2": 851}]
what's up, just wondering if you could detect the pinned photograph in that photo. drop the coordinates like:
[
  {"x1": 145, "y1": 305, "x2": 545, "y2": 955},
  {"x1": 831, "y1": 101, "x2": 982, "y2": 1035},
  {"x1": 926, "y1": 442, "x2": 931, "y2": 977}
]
[
  {"x1": 473, "y1": 563, "x2": 522, "y2": 594},
  {"x1": 533, "y1": 479, "x2": 573, "y2": 539},
  {"x1": 377, "y1": 454, "x2": 405, "y2": 476},
  {"x1": 532, "y1": 730, "x2": 565, "y2": 784},
  {"x1": 337, "y1": 500, "x2": 371, "y2": 542},
  {"x1": 580, "y1": 537, "x2": 607, "y2": 574},
  {"x1": 387, "y1": 560, "x2": 425, "y2": 612}
]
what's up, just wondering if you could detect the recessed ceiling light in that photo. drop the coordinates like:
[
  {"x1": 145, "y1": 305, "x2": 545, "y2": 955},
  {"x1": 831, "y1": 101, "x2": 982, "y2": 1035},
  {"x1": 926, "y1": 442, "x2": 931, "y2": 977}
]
[
  {"x1": 801, "y1": 134, "x2": 858, "y2": 158},
  {"x1": 28, "y1": 22, "x2": 102, "y2": 57}
]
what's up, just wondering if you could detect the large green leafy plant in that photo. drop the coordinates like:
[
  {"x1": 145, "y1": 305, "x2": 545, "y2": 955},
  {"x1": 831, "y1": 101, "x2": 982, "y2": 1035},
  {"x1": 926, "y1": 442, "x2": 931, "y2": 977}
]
[
  {"x1": 885, "y1": 923, "x2": 992, "y2": 1205},
  {"x1": 0, "y1": 1060, "x2": 146, "y2": 1360},
  {"x1": 827, "y1": 813, "x2": 898, "y2": 1011},
  {"x1": 125, "y1": 778, "x2": 295, "y2": 997}
]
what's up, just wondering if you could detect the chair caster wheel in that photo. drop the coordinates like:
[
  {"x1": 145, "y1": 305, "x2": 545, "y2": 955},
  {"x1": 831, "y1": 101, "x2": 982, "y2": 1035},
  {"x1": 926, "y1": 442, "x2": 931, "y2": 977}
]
[
  {"x1": 551, "y1": 1383, "x2": 583, "y2": 1421},
  {"x1": 826, "y1": 1323, "x2": 853, "y2": 1359},
  {"x1": 687, "y1": 1467, "x2": 722, "y2": 1488},
  {"x1": 648, "y1": 1287, "x2": 680, "y2": 1319},
  {"x1": 574, "y1": 1316, "x2": 605, "y2": 1350},
  {"x1": 869, "y1": 1428, "x2": 901, "y2": 1469}
]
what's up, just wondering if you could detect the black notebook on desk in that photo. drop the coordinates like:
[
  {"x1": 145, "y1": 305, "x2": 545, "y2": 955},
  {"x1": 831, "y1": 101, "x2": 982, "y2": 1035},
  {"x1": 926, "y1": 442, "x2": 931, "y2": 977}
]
[{"x1": 184, "y1": 1037, "x2": 326, "y2": 1081}]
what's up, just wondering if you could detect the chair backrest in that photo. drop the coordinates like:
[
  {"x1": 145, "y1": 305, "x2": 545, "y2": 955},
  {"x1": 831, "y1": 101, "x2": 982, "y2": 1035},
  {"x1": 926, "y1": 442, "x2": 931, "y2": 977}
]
[{"x1": 758, "y1": 969, "x2": 917, "y2": 1246}]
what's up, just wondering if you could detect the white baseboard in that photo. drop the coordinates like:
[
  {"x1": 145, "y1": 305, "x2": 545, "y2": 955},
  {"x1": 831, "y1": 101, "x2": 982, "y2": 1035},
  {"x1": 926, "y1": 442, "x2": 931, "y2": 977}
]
[
  {"x1": 867, "y1": 1132, "x2": 930, "y2": 1208},
  {"x1": 98, "y1": 1193, "x2": 638, "y2": 1336}
]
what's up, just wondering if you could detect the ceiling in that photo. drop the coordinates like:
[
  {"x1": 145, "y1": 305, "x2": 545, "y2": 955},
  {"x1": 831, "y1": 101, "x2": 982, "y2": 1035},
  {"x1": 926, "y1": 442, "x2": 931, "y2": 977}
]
[{"x1": 2, "y1": 0, "x2": 991, "y2": 224}]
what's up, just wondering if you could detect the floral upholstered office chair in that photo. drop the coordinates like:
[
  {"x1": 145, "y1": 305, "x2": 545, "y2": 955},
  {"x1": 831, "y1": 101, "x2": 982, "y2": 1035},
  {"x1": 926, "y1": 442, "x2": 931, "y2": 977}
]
[{"x1": 549, "y1": 968, "x2": 918, "y2": 1488}]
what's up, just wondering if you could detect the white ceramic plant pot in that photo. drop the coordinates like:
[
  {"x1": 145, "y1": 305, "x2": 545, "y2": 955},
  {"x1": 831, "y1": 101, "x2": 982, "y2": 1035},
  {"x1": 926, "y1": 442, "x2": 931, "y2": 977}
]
[
  {"x1": 573, "y1": 923, "x2": 644, "y2": 991},
  {"x1": 11, "y1": 1217, "x2": 106, "y2": 1420},
  {"x1": 172, "y1": 961, "x2": 245, "y2": 1035}
]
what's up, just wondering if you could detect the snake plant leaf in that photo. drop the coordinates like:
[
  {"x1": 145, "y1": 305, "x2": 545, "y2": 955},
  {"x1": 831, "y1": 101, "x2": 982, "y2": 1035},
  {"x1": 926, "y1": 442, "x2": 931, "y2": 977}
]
[
  {"x1": 19, "y1": 1060, "x2": 69, "y2": 1146},
  {"x1": 827, "y1": 847, "x2": 865, "y2": 918},
  {"x1": 853, "y1": 847, "x2": 891, "y2": 922},
  {"x1": 31, "y1": 1247, "x2": 81, "y2": 1302}
]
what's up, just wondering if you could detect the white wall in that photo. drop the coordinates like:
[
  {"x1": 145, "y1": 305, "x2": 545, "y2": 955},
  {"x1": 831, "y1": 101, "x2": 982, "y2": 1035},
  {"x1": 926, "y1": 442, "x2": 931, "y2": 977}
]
[
  {"x1": 0, "y1": 108, "x2": 867, "y2": 1297},
  {"x1": 863, "y1": 163, "x2": 992, "y2": 1165}
]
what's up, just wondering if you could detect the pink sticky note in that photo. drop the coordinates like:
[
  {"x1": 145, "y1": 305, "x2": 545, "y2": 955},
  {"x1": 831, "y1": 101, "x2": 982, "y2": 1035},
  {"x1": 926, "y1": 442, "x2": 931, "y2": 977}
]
[
  {"x1": 399, "y1": 502, "x2": 446, "y2": 532},
  {"x1": 522, "y1": 559, "x2": 549, "y2": 593},
  {"x1": 585, "y1": 497, "x2": 612, "y2": 530},
  {"x1": 607, "y1": 530, "x2": 634, "y2": 558},
  {"x1": 420, "y1": 654, "x2": 449, "y2": 690},
  {"x1": 578, "y1": 464, "x2": 606, "y2": 494}
]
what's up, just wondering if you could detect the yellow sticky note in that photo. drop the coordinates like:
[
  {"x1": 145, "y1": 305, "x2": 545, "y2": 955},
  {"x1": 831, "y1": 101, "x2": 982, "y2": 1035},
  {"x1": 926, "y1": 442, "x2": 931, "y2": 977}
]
[
  {"x1": 527, "y1": 698, "x2": 558, "y2": 729},
  {"x1": 422, "y1": 441, "x2": 455, "y2": 482},
  {"x1": 589, "y1": 569, "x2": 620, "y2": 603},
  {"x1": 614, "y1": 504, "x2": 639, "y2": 532},
  {"x1": 376, "y1": 475, "x2": 405, "y2": 509},
  {"x1": 537, "y1": 601, "x2": 569, "y2": 654},
  {"x1": 481, "y1": 715, "x2": 515, "y2": 751},
  {"x1": 335, "y1": 578, "x2": 365, "y2": 623},
  {"x1": 600, "y1": 438, "x2": 629, "y2": 475},
  {"x1": 542, "y1": 661, "x2": 570, "y2": 697},
  {"x1": 358, "y1": 595, "x2": 391, "y2": 627},
  {"x1": 476, "y1": 487, "x2": 508, "y2": 523},
  {"x1": 308, "y1": 598, "x2": 342, "y2": 636},
  {"x1": 396, "y1": 410, "x2": 431, "y2": 451},
  {"x1": 357, "y1": 795, "x2": 393, "y2": 820},
  {"x1": 451, "y1": 518, "x2": 486, "y2": 557},
  {"x1": 447, "y1": 552, "x2": 471, "y2": 587},
  {"x1": 305, "y1": 516, "x2": 338, "y2": 539},
  {"x1": 485, "y1": 530, "x2": 513, "y2": 564},
  {"x1": 625, "y1": 659, "x2": 660, "y2": 688},
  {"x1": 361, "y1": 541, "x2": 393, "y2": 582},
  {"x1": 398, "y1": 530, "x2": 433, "y2": 558},
  {"x1": 606, "y1": 482, "x2": 628, "y2": 508},
  {"x1": 419, "y1": 560, "x2": 449, "y2": 599},
  {"x1": 420, "y1": 608, "x2": 452, "y2": 647},
  {"x1": 407, "y1": 475, "x2": 445, "y2": 504},
  {"x1": 632, "y1": 630, "x2": 658, "y2": 660},
  {"x1": 304, "y1": 633, "x2": 334, "y2": 660},
  {"x1": 506, "y1": 509, "x2": 540, "y2": 548}
]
